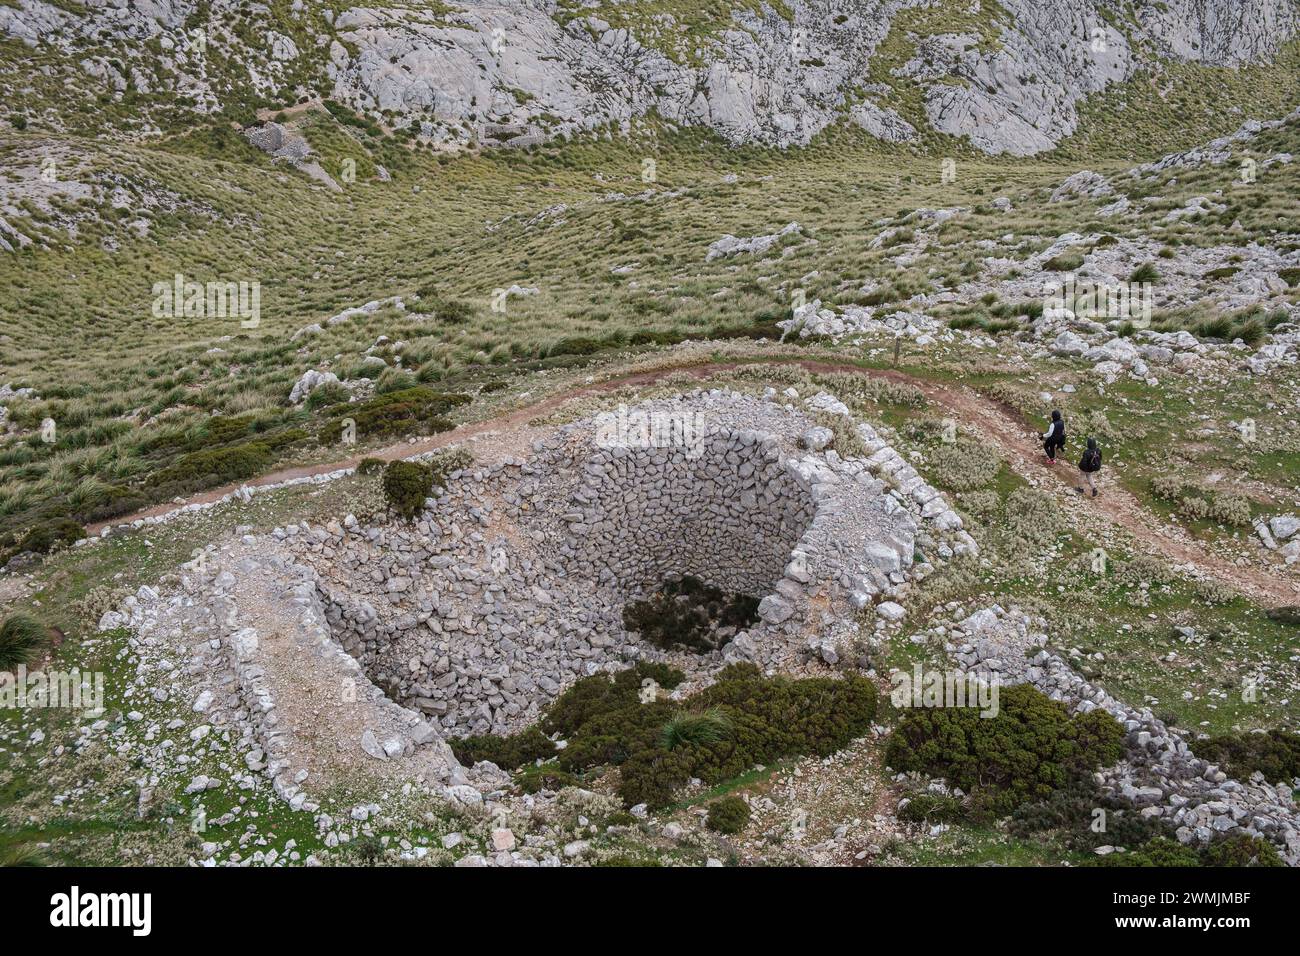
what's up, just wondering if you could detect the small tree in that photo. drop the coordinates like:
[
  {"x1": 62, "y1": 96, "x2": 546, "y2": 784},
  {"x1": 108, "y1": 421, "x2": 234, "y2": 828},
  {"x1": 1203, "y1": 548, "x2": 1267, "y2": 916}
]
[
  {"x1": 706, "y1": 796, "x2": 751, "y2": 835},
  {"x1": 382, "y1": 460, "x2": 433, "y2": 519}
]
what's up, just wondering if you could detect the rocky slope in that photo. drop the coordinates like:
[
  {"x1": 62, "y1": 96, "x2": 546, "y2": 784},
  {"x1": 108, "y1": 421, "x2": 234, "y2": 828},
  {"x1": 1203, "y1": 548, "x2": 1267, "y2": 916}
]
[{"x1": 2, "y1": 0, "x2": 1298, "y2": 153}]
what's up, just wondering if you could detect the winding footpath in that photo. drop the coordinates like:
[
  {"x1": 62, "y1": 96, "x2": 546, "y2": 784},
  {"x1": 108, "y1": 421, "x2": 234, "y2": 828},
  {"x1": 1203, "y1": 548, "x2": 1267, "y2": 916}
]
[{"x1": 88, "y1": 359, "x2": 1300, "y2": 608}]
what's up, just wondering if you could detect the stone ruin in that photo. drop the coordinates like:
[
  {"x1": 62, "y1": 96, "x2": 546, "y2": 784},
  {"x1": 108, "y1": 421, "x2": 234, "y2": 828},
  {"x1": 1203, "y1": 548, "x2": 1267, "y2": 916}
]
[
  {"x1": 288, "y1": 388, "x2": 976, "y2": 739},
  {"x1": 94, "y1": 386, "x2": 1300, "y2": 865},
  {"x1": 950, "y1": 606, "x2": 1300, "y2": 864},
  {"x1": 101, "y1": 387, "x2": 977, "y2": 819}
]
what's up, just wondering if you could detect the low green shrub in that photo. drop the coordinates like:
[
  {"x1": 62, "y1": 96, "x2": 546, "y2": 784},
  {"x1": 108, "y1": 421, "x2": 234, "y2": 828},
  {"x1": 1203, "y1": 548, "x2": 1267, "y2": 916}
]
[
  {"x1": 1194, "y1": 730, "x2": 1300, "y2": 784},
  {"x1": 14, "y1": 518, "x2": 85, "y2": 555},
  {"x1": 382, "y1": 460, "x2": 434, "y2": 519},
  {"x1": 411, "y1": 291, "x2": 475, "y2": 323},
  {"x1": 618, "y1": 665, "x2": 877, "y2": 808},
  {"x1": 1204, "y1": 266, "x2": 1240, "y2": 280},
  {"x1": 1011, "y1": 777, "x2": 1175, "y2": 850},
  {"x1": 1200, "y1": 833, "x2": 1284, "y2": 867},
  {"x1": 451, "y1": 724, "x2": 556, "y2": 768},
  {"x1": 548, "y1": 336, "x2": 604, "y2": 357},
  {"x1": 708, "y1": 316, "x2": 785, "y2": 342},
  {"x1": 1090, "y1": 837, "x2": 1202, "y2": 867},
  {"x1": 451, "y1": 661, "x2": 877, "y2": 809},
  {"x1": 355, "y1": 457, "x2": 386, "y2": 475},
  {"x1": 898, "y1": 793, "x2": 967, "y2": 825},
  {"x1": 1265, "y1": 606, "x2": 1300, "y2": 625},
  {"x1": 1092, "y1": 833, "x2": 1284, "y2": 867},
  {"x1": 885, "y1": 684, "x2": 1125, "y2": 815},
  {"x1": 1044, "y1": 249, "x2": 1086, "y2": 271},
  {"x1": 147, "y1": 441, "x2": 273, "y2": 493},
  {"x1": 622, "y1": 575, "x2": 759, "y2": 652},
  {"x1": 76, "y1": 484, "x2": 148, "y2": 523},
  {"x1": 320, "y1": 387, "x2": 469, "y2": 444},
  {"x1": 705, "y1": 795, "x2": 751, "y2": 834},
  {"x1": 514, "y1": 761, "x2": 578, "y2": 794},
  {"x1": 629, "y1": 329, "x2": 686, "y2": 347}
]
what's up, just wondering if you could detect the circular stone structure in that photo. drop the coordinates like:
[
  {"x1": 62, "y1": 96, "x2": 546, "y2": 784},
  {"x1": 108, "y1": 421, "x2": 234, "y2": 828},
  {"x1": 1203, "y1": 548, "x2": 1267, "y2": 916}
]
[{"x1": 287, "y1": 387, "x2": 976, "y2": 738}]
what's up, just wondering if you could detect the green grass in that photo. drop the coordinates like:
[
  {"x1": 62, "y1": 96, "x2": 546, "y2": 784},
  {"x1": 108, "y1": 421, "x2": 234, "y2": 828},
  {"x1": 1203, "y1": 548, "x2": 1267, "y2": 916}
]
[{"x1": 882, "y1": 824, "x2": 1093, "y2": 866}]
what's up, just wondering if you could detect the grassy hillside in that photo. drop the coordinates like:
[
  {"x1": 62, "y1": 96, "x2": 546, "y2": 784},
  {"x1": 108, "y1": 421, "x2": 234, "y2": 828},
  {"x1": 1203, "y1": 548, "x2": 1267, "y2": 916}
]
[{"x1": 1, "y1": 71, "x2": 1299, "y2": 549}]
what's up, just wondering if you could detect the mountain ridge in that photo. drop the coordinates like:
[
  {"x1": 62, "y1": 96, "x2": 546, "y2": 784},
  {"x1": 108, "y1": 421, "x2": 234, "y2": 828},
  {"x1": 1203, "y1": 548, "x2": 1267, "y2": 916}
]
[{"x1": 3, "y1": 0, "x2": 1299, "y2": 154}]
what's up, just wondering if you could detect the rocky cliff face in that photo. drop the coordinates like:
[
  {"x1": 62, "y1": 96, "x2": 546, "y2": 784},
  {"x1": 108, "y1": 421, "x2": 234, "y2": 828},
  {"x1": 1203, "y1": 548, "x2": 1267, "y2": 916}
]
[{"x1": 2, "y1": 0, "x2": 1297, "y2": 154}]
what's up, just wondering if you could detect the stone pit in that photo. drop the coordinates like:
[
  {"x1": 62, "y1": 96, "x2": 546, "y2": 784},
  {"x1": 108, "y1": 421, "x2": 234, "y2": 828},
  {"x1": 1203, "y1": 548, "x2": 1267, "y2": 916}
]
[{"x1": 286, "y1": 388, "x2": 976, "y2": 738}]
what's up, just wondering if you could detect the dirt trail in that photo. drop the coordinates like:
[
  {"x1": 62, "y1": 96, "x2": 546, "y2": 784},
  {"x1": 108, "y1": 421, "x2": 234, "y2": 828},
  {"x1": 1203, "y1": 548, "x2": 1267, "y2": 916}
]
[
  {"x1": 92, "y1": 359, "x2": 1299, "y2": 607},
  {"x1": 900, "y1": 375, "x2": 1299, "y2": 607}
]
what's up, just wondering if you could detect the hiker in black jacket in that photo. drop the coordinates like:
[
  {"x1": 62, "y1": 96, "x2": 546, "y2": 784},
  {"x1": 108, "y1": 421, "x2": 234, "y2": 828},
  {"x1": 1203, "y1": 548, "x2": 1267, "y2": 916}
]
[
  {"x1": 1077, "y1": 436, "x2": 1102, "y2": 497},
  {"x1": 1042, "y1": 410, "x2": 1066, "y2": 464}
]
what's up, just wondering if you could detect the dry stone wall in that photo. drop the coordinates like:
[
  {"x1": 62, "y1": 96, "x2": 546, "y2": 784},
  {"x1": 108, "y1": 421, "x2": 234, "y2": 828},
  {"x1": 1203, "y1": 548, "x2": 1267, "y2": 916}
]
[
  {"x1": 288, "y1": 387, "x2": 975, "y2": 738},
  {"x1": 949, "y1": 605, "x2": 1300, "y2": 864}
]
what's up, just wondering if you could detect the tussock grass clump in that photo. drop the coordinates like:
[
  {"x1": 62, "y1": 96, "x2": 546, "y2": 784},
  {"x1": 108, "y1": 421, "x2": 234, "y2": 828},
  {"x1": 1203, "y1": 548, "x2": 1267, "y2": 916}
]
[
  {"x1": 0, "y1": 843, "x2": 49, "y2": 867},
  {"x1": 1003, "y1": 488, "x2": 1068, "y2": 547},
  {"x1": 1129, "y1": 262, "x2": 1161, "y2": 283},
  {"x1": 925, "y1": 437, "x2": 1001, "y2": 491},
  {"x1": 375, "y1": 368, "x2": 419, "y2": 395},
  {"x1": 1150, "y1": 477, "x2": 1253, "y2": 527},
  {"x1": 661, "y1": 708, "x2": 733, "y2": 751},
  {"x1": 898, "y1": 792, "x2": 968, "y2": 825},
  {"x1": 0, "y1": 613, "x2": 50, "y2": 670}
]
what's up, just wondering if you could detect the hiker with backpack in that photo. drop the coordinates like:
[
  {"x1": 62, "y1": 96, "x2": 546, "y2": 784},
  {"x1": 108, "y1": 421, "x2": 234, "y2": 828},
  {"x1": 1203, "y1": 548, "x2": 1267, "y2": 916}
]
[
  {"x1": 1077, "y1": 437, "x2": 1102, "y2": 497},
  {"x1": 1042, "y1": 409, "x2": 1066, "y2": 464}
]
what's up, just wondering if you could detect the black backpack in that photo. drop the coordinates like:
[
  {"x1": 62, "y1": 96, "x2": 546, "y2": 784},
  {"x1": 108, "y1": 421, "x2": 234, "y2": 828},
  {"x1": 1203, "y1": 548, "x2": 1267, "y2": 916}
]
[{"x1": 1081, "y1": 447, "x2": 1101, "y2": 471}]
